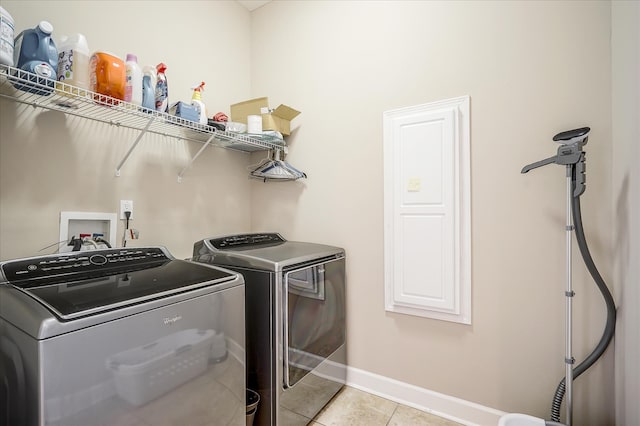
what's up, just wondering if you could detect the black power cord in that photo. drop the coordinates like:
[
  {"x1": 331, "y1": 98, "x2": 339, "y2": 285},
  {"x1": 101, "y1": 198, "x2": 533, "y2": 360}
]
[{"x1": 122, "y1": 211, "x2": 131, "y2": 247}]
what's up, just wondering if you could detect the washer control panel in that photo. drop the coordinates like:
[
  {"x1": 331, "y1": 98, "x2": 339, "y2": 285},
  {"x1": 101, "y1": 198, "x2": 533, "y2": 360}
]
[{"x1": 0, "y1": 248, "x2": 169, "y2": 285}]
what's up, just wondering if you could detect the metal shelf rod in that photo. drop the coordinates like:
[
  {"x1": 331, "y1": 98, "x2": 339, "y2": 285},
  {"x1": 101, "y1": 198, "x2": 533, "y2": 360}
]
[
  {"x1": 115, "y1": 116, "x2": 156, "y2": 177},
  {"x1": 177, "y1": 133, "x2": 217, "y2": 183}
]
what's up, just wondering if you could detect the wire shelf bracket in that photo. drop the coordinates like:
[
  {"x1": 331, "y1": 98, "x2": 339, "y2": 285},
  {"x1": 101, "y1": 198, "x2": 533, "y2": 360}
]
[
  {"x1": 177, "y1": 133, "x2": 217, "y2": 183},
  {"x1": 115, "y1": 115, "x2": 155, "y2": 177}
]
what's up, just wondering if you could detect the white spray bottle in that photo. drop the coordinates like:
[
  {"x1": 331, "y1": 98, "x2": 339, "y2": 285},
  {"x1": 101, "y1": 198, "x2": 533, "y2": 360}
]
[
  {"x1": 191, "y1": 81, "x2": 207, "y2": 125},
  {"x1": 155, "y1": 62, "x2": 168, "y2": 113}
]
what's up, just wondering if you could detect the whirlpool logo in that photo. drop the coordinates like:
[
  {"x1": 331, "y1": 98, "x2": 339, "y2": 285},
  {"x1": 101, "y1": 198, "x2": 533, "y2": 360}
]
[{"x1": 163, "y1": 315, "x2": 183, "y2": 325}]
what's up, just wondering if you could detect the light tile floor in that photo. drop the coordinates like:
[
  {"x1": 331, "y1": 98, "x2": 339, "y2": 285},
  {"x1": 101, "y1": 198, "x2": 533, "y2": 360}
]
[{"x1": 311, "y1": 386, "x2": 463, "y2": 426}]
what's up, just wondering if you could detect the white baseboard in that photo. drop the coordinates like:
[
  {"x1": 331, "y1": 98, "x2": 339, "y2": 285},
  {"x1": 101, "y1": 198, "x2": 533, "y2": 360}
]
[{"x1": 346, "y1": 366, "x2": 506, "y2": 426}]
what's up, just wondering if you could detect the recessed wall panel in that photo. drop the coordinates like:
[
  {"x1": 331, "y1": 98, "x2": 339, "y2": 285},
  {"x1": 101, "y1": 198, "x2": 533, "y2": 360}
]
[{"x1": 383, "y1": 96, "x2": 471, "y2": 324}]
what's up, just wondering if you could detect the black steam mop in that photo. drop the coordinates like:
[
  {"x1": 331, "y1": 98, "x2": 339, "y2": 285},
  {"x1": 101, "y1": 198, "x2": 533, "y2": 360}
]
[{"x1": 521, "y1": 127, "x2": 616, "y2": 426}]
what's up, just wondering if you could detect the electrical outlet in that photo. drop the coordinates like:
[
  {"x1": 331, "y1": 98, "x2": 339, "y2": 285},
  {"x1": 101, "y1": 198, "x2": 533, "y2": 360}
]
[{"x1": 120, "y1": 200, "x2": 133, "y2": 220}]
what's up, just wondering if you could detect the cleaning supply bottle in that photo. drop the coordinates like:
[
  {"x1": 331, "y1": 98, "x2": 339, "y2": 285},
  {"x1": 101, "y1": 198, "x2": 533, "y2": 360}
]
[
  {"x1": 12, "y1": 21, "x2": 58, "y2": 95},
  {"x1": 89, "y1": 51, "x2": 126, "y2": 102},
  {"x1": 56, "y1": 33, "x2": 90, "y2": 95},
  {"x1": 124, "y1": 53, "x2": 142, "y2": 106},
  {"x1": 155, "y1": 62, "x2": 168, "y2": 113},
  {"x1": 141, "y1": 65, "x2": 156, "y2": 111},
  {"x1": 0, "y1": 6, "x2": 15, "y2": 66},
  {"x1": 191, "y1": 81, "x2": 207, "y2": 125}
]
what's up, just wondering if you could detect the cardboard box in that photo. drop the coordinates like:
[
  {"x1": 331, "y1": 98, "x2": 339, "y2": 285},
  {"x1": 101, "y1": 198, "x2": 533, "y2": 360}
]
[{"x1": 230, "y1": 97, "x2": 301, "y2": 136}]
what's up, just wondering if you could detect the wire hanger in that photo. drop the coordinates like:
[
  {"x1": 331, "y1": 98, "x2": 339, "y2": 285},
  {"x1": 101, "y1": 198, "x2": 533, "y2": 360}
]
[{"x1": 250, "y1": 150, "x2": 307, "y2": 182}]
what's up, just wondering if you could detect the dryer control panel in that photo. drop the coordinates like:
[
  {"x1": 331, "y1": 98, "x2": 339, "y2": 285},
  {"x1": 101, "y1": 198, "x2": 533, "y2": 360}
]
[{"x1": 209, "y1": 233, "x2": 286, "y2": 249}]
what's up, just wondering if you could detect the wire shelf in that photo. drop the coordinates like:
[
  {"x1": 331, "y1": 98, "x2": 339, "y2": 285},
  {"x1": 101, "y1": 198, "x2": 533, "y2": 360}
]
[{"x1": 0, "y1": 64, "x2": 285, "y2": 153}]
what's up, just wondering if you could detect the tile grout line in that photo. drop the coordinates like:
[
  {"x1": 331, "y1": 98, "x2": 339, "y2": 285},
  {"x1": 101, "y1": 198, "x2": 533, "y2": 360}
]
[{"x1": 386, "y1": 403, "x2": 400, "y2": 426}]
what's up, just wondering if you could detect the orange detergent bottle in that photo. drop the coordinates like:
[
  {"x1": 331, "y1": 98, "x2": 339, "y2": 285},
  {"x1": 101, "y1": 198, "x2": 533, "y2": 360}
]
[{"x1": 89, "y1": 51, "x2": 125, "y2": 104}]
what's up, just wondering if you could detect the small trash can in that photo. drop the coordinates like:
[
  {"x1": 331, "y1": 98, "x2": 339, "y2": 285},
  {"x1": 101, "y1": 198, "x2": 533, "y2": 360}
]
[{"x1": 246, "y1": 389, "x2": 260, "y2": 426}]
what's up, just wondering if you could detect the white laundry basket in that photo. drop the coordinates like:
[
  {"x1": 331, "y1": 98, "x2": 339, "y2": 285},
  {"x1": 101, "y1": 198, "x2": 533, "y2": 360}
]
[{"x1": 106, "y1": 328, "x2": 215, "y2": 406}]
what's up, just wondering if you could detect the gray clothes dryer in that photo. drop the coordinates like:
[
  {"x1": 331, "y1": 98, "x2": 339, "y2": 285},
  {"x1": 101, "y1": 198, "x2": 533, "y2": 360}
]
[
  {"x1": 192, "y1": 233, "x2": 346, "y2": 426},
  {"x1": 0, "y1": 247, "x2": 245, "y2": 426}
]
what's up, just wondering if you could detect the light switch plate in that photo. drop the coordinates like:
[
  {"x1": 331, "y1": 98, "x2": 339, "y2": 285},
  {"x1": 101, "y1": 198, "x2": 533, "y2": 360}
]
[{"x1": 407, "y1": 177, "x2": 421, "y2": 192}]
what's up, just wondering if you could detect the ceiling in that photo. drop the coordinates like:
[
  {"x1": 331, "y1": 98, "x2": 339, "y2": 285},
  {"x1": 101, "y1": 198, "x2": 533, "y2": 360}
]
[{"x1": 236, "y1": 1, "x2": 271, "y2": 11}]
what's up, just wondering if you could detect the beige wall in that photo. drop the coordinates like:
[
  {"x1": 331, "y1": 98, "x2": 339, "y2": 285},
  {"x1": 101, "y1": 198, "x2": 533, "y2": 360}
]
[
  {"x1": 249, "y1": 1, "x2": 614, "y2": 424},
  {"x1": 0, "y1": 1, "x2": 626, "y2": 425},
  {"x1": 612, "y1": 2, "x2": 640, "y2": 425},
  {"x1": 0, "y1": 1, "x2": 254, "y2": 260}
]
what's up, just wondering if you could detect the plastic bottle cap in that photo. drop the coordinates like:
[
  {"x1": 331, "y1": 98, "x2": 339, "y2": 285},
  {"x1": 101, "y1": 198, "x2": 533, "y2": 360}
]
[
  {"x1": 143, "y1": 65, "x2": 156, "y2": 77},
  {"x1": 38, "y1": 21, "x2": 54, "y2": 35},
  {"x1": 126, "y1": 53, "x2": 138, "y2": 63},
  {"x1": 0, "y1": 7, "x2": 14, "y2": 25}
]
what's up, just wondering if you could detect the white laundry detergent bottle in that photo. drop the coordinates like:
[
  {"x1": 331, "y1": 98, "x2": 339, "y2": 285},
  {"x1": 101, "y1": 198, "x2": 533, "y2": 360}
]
[
  {"x1": 56, "y1": 33, "x2": 90, "y2": 96},
  {"x1": 0, "y1": 6, "x2": 15, "y2": 66},
  {"x1": 124, "y1": 53, "x2": 142, "y2": 106}
]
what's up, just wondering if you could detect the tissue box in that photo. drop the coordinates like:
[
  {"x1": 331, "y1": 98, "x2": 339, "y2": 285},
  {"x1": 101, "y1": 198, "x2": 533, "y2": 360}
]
[
  {"x1": 230, "y1": 97, "x2": 300, "y2": 136},
  {"x1": 170, "y1": 102, "x2": 200, "y2": 123}
]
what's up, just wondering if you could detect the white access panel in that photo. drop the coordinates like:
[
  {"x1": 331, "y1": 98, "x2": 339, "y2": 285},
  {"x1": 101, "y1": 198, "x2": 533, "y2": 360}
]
[{"x1": 383, "y1": 96, "x2": 471, "y2": 324}]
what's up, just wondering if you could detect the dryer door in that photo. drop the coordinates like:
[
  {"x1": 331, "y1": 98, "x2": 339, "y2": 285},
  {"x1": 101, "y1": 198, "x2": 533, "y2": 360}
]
[{"x1": 283, "y1": 257, "x2": 345, "y2": 388}]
